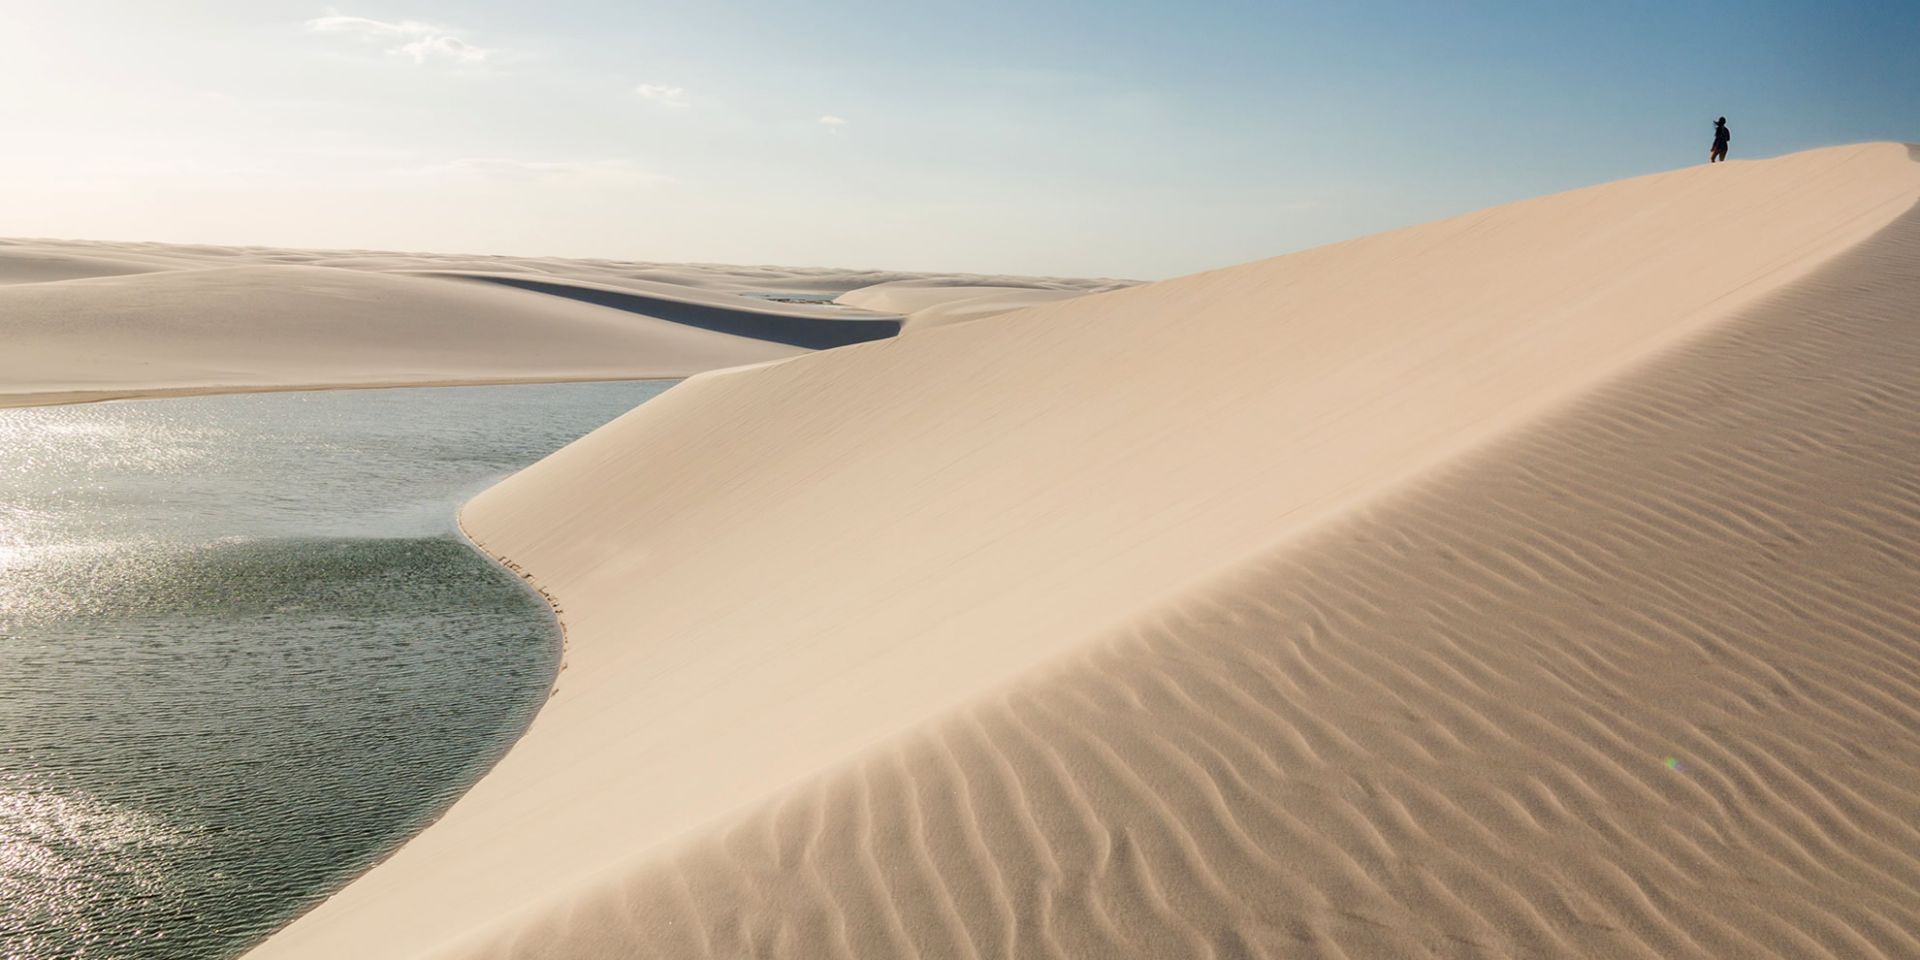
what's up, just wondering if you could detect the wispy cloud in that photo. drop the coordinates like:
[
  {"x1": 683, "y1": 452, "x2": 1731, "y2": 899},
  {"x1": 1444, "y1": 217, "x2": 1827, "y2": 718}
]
[
  {"x1": 305, "y1": 13, "x2": 498, "y2": 64},
  {"x1": 306, "y1": 14, "x2": 430, "y2": 37},
  {"x1": 636, "y1": 84, "x2": 690, "y2": 109},
  {"x1": 395, "y1": 158, "x2": 671, "y2": 187},
  {"x1": 818, "y1": 115, "x2": 848, "y2": 132},
  {"x1": 393, "y1": 34, "x2": 491, "y2": 64}
]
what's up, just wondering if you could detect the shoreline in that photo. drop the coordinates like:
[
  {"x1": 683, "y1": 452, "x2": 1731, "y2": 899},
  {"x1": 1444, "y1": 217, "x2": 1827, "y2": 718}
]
[
  {"x1": 0, "y1": 374, "x2": 683, "y2": 412},
  {"x1": 454, "y1": 511, "x2": 574, "y2": 703},
  {"x1": 227, "y1": 477, "x2": 592, "y2": 958}
]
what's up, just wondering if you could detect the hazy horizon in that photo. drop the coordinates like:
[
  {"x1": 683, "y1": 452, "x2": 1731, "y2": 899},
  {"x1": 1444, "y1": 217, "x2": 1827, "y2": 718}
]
[{"x1": 4, "y1": 1, "x2": 1915, "y2": 279}]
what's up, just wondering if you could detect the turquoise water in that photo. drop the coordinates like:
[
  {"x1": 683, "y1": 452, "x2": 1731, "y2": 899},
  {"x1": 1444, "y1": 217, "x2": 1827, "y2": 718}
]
[{"x1": 0, "y1": 381, "x2": 671, "y2": 959}]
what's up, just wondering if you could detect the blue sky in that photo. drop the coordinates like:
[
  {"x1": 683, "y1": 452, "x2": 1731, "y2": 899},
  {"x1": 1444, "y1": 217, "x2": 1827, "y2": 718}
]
[{"x1": 2, "y1": 1, "x2": 1914, "y2": 278}]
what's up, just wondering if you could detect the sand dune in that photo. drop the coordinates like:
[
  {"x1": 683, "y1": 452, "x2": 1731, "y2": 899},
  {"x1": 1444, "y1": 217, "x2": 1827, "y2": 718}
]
[
  {"x1": 437, "y1": 188, "x2": 1920, "y2": 960},
  {"x1": 0, "y1": 264, "x2": 804, "y2": 407},
  {"x1": 0, "y1": 246, "x2": 169, "y2": 284},
  {"x1": 408, "y1": 271, "x2": 877, "y2": 314},
  {"x1": 0, "y1": 239, "x2": 1117, "y2": 408},
  {"x1": 428, "y1": 274, "x2": 901, "y2": 349},
  {"x1": 0, "y1": 237, "x2": 1127, "y2": 299},
  {"x1": 896, "y1": 288, "x2": 1102, "y2": 331},
  {"x1": 836, "y1": 279, "x2": 1128, "y2": 330},
  {"x1": 243, "y1": 143, "x2": 1920, "y2": 958}
]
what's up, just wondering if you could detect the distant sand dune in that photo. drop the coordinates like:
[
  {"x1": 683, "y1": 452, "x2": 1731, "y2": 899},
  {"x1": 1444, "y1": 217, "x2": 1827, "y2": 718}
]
[
  {"x1": 897, "y1": 288, "x2": 1100, "y2": 331},
  {"x1": 0, "y1": 240, "x2": 1116, "y2": 408},
  {"x1": 244, "y1": 144, "x2": 1920, "y2": 959},
  {"x1": 836, "y1": 279, "x2": 1128, "y2": 331},
  {"x1": 0, "y1": 264, "x2": 803, "y2": 407},
  {"x1": 433, "y1": 273, "x2": 901, "y2": 349},
  {"x1": 0, "y1": 247, "x2": 167, "y2": 284}
]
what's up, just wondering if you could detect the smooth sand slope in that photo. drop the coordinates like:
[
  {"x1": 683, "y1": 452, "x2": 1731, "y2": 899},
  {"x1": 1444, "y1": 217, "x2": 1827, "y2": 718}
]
[
  {"x1": 250, "y1": 144, "x2": 1920, "y2": 959},
  {"x1": 0, "y1": 248, "x2": 169, "y2": 284},
  {"x1": 458, "y1": 201, "x2": 1920, "y2": 959},
  {"x1": 836, "y1": 279, "x2": 1128, "y2": 331},
  {"x1": 0, "y1": 238, "x2": 1122, "y2": 407},
  {"x1": 0, "y1": 265, "x2": 806, "y2": 406}
]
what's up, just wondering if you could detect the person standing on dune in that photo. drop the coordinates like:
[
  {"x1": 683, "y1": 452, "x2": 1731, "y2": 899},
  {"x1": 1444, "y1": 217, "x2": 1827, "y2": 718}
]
[{"x1": 1710, "y1": 117, "x2": 1731, "y2": 163}]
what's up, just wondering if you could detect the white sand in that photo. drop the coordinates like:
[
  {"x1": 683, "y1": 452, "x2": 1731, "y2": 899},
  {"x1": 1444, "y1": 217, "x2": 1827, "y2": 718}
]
[
  {"x1": 836, "y1": 278, "x2": 1128, "y2": 331},
  {"x1": 0, "y1": 265, "x2": 806, "y2": 406},
  {"x1": 0, "y1": 248, "x2": 168, "y2": 284},
  {"x1": 0, "y1": 238, "x2": 1119, "y2": 408},
  {"x1": 240, "y1": 144, "x2": 1920, "y2": 958}
]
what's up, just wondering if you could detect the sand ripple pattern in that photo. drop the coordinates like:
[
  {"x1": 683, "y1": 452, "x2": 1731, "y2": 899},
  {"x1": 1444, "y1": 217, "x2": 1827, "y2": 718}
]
[{"x1": 441, "y1": 201, "x2": 1920, "y2": 959}]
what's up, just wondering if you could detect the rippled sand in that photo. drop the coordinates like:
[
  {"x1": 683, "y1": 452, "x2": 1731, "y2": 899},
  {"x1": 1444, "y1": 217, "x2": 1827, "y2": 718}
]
[
  {"x1": 249, "y1": 143, "x2": 1920, "y2": 958},
  {"x1": 477, "y1": 206, "x2": 1920, "y2": 958}
]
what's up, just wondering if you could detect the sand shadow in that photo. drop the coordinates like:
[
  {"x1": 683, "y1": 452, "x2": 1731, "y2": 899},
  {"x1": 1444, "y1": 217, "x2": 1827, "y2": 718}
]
[{"x1": 436, "y1": 274, "x2": 900, "y2": 350}]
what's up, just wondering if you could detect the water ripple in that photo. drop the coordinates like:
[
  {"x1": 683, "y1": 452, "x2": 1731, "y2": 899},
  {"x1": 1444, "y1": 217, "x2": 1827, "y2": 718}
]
[{"x1": 0, "y1": 381, "x2": 668, "y2": 958}]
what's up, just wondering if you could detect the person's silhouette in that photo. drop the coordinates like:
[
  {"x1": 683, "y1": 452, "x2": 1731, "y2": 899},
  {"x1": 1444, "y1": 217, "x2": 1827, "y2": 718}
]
[{"x1": 1710, "y1": 117, "x2": 1731, "y2": 163}]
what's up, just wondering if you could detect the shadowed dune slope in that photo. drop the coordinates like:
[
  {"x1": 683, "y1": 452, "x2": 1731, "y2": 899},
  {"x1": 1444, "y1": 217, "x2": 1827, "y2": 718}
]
[
  {"x1": 247, "y1": 144, "x2": 1920, "y2": 959},
  {"x1": 441, "y1": 195, "x2": 1920, "y2": 959},
  {"x1": 429, "y1": 273, "x2": 902, "y2": 349},
  {"x1": 405, "y1": 271, "x2": 886, "y2": 315}
]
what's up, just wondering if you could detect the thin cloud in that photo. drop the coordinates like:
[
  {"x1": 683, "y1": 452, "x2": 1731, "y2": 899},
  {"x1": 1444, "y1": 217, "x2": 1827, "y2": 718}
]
[
  {"x1": 305, "y1": 14, "x2": 432, "y2": 37},
  {"x1": 397, "y1": 158, "x2": 671, "y2": 187},
  {"x1": 305, "y1": 13, "x2": 498, "y2": 64},
  {"x1": 818, "y1": 115, "x2": 848, "y2": 132},
  {"x1": 636, "y1": 84, "x2": 691, "y2": 109}
]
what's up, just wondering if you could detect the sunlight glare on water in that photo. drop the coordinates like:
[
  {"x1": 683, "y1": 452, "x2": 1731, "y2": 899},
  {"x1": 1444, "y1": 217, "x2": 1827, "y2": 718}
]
[{"x1": 0, "y1": 381, "x2": 670, "y2": 959}]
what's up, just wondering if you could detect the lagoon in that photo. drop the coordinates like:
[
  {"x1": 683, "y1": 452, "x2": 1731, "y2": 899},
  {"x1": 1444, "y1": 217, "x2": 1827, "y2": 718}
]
[{"x1": 0, "y1": 381, "x2": 668, "y2": 959}]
